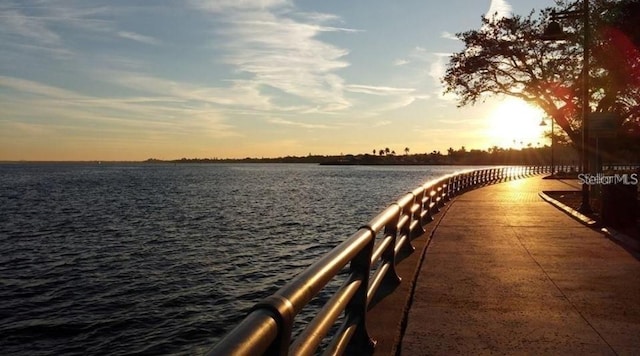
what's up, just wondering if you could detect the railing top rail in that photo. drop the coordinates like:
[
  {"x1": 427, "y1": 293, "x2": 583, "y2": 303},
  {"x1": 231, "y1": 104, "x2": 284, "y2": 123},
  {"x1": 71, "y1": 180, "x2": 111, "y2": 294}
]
[
  {"x1": 366, "y1": 204, "x2": 401, "y2": 233},
  {"x1": 274, "y1": 228, "x2": 373, "y2": 313}
]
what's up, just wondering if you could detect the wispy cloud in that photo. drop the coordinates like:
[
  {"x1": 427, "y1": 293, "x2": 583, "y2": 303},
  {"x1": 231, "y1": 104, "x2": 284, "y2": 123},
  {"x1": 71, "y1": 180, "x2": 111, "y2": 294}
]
[
  {"x1": 441, "y1": 31, "x2": 458, "y2": 41},
  {"x1": 428, "y1": 53, "x2": 450, "y2": 84},
  {"x1": 0, "y1": 75, "x2": 239, "y2": 139},
  {"x1": 344, "y1": 83, "x2": 428, "y2": 114},
  {"x1": 391, "y1": 49, "x2": 451, "y2": 101},
  {"x1": 268, "y1": 118, "x2": 330, "y2": 129},
  {"x1": 192, "y1": 0, "x2": 354, "y2": 112},
  {"x1": 486, "y1": 0, "x2": 512, "y2": 20},
  {"x1": 0, "y1": 75, "x2": 81, "y2": 99},
  {"x1": 188, "y1": 0, "x2": 290, "y2": 13},
  {"x1": 346, "y1": 84, "x2": 414, "y2": 96},
  {"x1": 105, "y1": 71, "x2": 273, "y2": 110},
  {"x1": 117, "y1": 31, "x2": 161, "y2": 45},
  {"x1": 0, "y1": 9, "x2": 62, "y2": 45},
  {"x1": 0, "y1": 2, "x2": 163, "y2": 59},
  {"x1": 393, "y1": 58, "x2": 409, "y2": 66}
]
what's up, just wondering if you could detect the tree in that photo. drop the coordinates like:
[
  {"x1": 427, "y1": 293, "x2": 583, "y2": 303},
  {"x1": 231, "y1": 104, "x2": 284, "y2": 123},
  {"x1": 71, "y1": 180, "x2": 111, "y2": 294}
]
[
  {"x1": 404, "y1": 147, "x2": 410, "y2": 155},
  {"x1": 593, "y1": 0, "x2": 640, "y2": 142},
  {"x1": 443, "y1": 0, "x2": 640, "y2": 149}
]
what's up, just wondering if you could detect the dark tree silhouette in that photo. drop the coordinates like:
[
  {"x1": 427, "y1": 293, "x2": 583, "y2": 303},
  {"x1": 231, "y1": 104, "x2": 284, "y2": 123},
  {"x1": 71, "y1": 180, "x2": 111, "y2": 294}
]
[{"x1": 443, "y1": 0, "x2": 640, "y2": 148}]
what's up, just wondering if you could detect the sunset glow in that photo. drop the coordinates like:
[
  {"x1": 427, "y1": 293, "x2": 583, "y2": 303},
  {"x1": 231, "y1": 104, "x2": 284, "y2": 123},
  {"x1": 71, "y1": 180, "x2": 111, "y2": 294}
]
[
  {"x1": 0, "y1": 0, "x2": 555, "y2": 161},
  {"x1": 487, "y1": 97, "x2": 547, "y2": 149}
]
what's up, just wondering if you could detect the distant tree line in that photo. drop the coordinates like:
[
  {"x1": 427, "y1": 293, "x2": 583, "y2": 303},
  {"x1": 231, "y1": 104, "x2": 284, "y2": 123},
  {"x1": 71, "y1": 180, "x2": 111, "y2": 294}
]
[{"x1": 142, "y1": 142, "x2": 638, "y2": 166}]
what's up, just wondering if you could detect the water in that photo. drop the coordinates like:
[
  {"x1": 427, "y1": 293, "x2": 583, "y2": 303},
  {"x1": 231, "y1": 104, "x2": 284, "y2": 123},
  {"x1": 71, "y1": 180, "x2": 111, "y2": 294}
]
[{"x1": 0, "y1": 163, "x2": 472, "y2": 355}]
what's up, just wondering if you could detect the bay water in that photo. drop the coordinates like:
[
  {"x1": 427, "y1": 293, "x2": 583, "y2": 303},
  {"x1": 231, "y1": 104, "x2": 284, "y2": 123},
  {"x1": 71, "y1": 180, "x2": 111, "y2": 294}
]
[{"x1": 0, "y1": 163, "x2": 473, "y2": 355}]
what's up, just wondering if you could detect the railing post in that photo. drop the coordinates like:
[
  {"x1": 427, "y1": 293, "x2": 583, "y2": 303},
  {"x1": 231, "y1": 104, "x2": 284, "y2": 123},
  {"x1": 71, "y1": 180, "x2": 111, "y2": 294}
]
[
  {"x1": 410, "y1": 190, "x2": 427, "y2": 237},
  {"x1": 449, "y1": 176, "x2": 458, "y2": 196},
  {"x1": 451, "y1": 175, "x2": 460, "y2": 196},
  {"x1": 345, "y1": 235, "x2": 376, "y2": 355},
  {"x1": 250, "y1": 295, "x2": 296, "y2": 355},
  {"x1": 399, "y1": 196, "x2": 417, "y2": 242},
  {"x1": 422, "y1": 187, "x2": 435, "y2": 223},
  {"x1": 391, "y1": 202, "x2": 414, "y2": 257},
  {"x1": 442, "y1": 178, "x2": 452, "y2": 202},
  {"x1": 435, "y1": 183, "x2": 445, "y2": 209},
  {"x1": 382, "y1": 211, "x2": 402, "y2": 284},
  {"x1": 462, "y1": 173, "x2": 468, "y2": 191}
]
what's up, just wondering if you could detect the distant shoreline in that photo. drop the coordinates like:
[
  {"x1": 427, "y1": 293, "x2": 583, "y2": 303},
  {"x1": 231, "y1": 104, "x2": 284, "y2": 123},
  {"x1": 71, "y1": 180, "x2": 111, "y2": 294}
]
[
  {"x1": 1, "y1": 145, "x2": 583, "y2": 166},
  {"x1": 0, "y1": 160, "x2": 474, "y2": 166}
]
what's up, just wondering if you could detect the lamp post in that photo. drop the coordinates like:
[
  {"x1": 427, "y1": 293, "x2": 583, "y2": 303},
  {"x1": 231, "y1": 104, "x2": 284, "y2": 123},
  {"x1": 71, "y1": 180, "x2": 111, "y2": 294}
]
[
  {"x1": 542, "y1": 0, "x2": 591, "y2": 213},
  {"x1": 539, "y1": 118, "x2": 555, "y2": 174}
]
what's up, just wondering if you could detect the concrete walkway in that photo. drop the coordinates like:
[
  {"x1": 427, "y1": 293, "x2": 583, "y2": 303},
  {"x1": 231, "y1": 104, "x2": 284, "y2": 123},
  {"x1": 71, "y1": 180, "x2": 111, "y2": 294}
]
[{"x1": 399, "y1": 176, "x2": 640, "y2": 355}]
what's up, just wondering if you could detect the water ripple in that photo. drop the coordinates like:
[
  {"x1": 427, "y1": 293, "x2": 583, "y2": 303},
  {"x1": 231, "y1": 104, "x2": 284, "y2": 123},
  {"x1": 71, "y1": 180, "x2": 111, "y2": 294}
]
[{"x1": 0, "y1": 163, "x2": 466, "y2": 354}]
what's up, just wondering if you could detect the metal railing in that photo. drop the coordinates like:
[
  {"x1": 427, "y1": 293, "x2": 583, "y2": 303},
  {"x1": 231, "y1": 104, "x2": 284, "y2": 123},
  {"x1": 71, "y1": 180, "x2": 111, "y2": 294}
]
[{"x1": 208, "y1": 166, "x2": 550, "y2": 356}]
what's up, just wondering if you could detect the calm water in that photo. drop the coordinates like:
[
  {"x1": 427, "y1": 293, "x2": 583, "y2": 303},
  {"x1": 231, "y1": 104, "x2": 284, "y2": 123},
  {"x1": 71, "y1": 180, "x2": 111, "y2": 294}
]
[{"x1": 0, "y1": 163, "x2": 472, "y2": 355}]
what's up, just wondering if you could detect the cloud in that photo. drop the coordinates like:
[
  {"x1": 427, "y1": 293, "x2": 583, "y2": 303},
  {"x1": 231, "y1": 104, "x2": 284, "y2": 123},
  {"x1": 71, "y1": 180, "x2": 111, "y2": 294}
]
[
  {"x1": 268, "y1": 118, "x2": 330, "y2": 129},
  {"x1": 428, "y1": 53, "x2": 450, "y2": 84},
  {"x1": 486, "y1": 0, "x2": 512, "y2": 21},
  {"x1": 188, "y1": 0, "x2": 290, "y2": 12},
  {"x1": 346, "y1": 84, "x2": 414, "y2": 96},
  {"x1": 0, "y1": 2, "x2": 166, "y2": 61},
  {"x1": 393, "y1": 58, "x2": 409, "y2": 66},
  {"x1": 104, "y1": 71, "x2": 273, "y2": 110},
  {"x1": 441, "y1": 31, "x2": 458, "y2": 41},
  {"x1": 0, "y1": 75, "x2": 81, "y2": 99},
  {"x1": 193, "y1": 0, "x2": 354, "y2": 112},
  {"x1": 117, "y1": 31, "x2": 161, "y2": 45},
  {"x1": 0, "y1": 9, "x2": 61, "y2": 44},
  {"x1": 343, "y1": 83, "x2": 428, "y2": 115},
  {"x1": 0, "y1": 75, "x2": 239, "y2": 139}
]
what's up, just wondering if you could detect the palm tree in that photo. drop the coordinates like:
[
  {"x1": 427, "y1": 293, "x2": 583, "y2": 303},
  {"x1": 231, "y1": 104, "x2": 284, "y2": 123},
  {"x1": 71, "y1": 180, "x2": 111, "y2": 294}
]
[
  {"x1": 404, "y1": 147, "x2": 410, "y2": 155},
  {"x1": 384, "y1": 147, "x2": 390, "y2": 155}
]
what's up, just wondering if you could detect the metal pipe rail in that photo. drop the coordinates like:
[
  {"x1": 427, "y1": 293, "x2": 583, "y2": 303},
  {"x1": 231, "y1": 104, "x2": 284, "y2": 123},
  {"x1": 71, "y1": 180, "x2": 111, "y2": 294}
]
[{"x1": 208, "y1": 166, "x2": 550, "y2": 356}]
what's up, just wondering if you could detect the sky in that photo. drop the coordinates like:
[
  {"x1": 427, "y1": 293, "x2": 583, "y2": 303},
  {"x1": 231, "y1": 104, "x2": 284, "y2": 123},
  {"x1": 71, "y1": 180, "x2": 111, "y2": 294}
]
[{"x1": 0, "y1": 0, "x2": 556, "y2": 161}]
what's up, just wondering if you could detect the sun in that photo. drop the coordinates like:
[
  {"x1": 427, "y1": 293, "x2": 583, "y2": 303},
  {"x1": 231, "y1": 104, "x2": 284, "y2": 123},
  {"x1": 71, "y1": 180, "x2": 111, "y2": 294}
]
[{"x1": 487, "y1": 97, "x2": 547, "y2": 149}]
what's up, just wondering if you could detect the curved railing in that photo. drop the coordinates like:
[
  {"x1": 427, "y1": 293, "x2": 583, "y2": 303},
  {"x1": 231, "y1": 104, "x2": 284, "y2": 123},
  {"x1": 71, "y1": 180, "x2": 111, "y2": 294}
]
[{"x1": 208, "y1": 166, "x2": 550, "y2": 356}]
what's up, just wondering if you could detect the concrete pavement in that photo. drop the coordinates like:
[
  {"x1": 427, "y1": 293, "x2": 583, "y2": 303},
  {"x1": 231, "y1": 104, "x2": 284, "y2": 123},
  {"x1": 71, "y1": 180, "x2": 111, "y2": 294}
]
[{"x1": 399, "y1": 176, "x2": 640, "y2": 355}]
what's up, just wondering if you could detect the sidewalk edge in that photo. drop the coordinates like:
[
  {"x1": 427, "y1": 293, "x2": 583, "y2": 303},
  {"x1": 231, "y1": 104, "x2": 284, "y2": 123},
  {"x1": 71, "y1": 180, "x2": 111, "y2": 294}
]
[{"x1": 539, "y1": 191, "x2": 639, "y2": 256}]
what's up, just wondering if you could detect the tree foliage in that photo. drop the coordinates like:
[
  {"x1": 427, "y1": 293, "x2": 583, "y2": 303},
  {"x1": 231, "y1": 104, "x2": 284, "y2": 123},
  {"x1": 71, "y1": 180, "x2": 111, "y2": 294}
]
[{"x1": 443, "y1": 0, "x2": 640, "y2": 150}]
